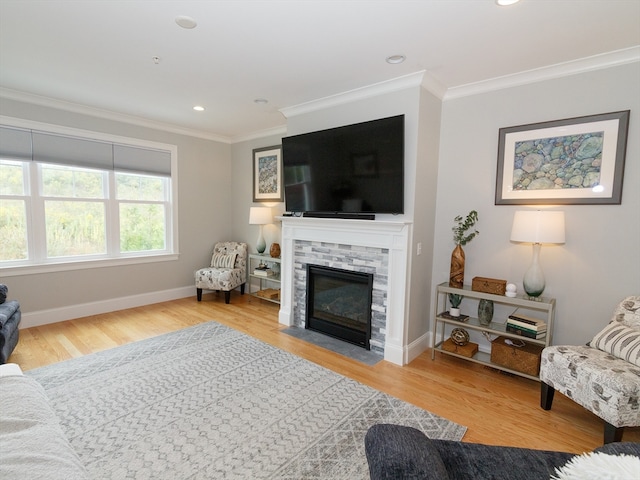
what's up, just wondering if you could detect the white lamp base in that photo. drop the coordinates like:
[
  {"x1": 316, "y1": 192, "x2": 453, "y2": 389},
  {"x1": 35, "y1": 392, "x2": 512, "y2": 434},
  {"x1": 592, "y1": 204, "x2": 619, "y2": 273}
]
[{"x1": 523, "y1": 243, "x2": 545, "y2": 298}]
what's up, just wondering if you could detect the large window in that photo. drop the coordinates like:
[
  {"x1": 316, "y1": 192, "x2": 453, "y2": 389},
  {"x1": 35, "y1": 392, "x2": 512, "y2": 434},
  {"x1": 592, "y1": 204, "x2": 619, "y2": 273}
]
[{"x1": 0, "y1": 122, "x2": 177, "y2": 271}]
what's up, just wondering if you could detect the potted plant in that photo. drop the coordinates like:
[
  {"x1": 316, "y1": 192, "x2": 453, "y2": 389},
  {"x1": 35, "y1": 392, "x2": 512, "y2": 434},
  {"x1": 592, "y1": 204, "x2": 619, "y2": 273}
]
[
  {"x1": 449, "y1": 210, "x2": 479, "y2": 288},
  {"x1": 448, "y1": 293, "x2": 463, "y2": 317}
]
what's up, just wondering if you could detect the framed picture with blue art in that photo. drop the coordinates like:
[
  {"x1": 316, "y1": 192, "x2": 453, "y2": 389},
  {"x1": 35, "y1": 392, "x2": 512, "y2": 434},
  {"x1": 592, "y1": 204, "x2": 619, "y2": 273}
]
[
  {"x1": 252, "y1": 145, "x2": 283, "y2": 202},
  {"x1": 495, "y1": 110, "x2": 630, "y2": 205}
]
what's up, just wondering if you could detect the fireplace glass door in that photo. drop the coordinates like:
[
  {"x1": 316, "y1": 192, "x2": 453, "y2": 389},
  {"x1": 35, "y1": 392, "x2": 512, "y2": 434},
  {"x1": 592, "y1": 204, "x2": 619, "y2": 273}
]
[{"x1": 305, "y1": 264, "x2": 373, "y2": 349}]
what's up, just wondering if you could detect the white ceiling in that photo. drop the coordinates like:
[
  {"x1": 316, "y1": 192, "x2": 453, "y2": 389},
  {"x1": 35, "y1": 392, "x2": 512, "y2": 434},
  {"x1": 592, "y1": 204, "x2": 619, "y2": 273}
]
[{"x1": 1, "y1": 0, "x2": 639, "y2": 142}]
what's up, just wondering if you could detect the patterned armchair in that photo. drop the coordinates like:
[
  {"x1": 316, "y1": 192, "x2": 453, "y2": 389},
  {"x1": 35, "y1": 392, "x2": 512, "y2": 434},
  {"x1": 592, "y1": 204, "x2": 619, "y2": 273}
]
[
  {"x1": 539, "y1": 295, "x2": 640, "y2": 444},
  {"x1": 195, "y1": 242, "x2": 247, "y2": 304}
]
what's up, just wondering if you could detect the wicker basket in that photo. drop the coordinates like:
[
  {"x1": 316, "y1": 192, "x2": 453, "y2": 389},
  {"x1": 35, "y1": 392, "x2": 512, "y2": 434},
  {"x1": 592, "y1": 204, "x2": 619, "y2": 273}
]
[
  {"x1": 471, "y1": 276, "x2": 507, "y2": 295},
  {"x1": 490, "y1": 336, "x2": 543, "y2": 376}
]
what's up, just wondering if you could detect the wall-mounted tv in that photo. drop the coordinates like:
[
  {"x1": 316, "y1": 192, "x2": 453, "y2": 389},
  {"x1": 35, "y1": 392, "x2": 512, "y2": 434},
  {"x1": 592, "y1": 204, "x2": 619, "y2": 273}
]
[{"x1": 282, "y1": 114, "x2": 404, "y2": 218}]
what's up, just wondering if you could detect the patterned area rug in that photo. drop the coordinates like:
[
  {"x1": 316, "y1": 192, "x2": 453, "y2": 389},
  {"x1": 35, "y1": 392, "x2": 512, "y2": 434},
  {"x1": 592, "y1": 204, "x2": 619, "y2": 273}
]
[{"x1": 28, "y1": 321, "x2": 466, "y2": 479}]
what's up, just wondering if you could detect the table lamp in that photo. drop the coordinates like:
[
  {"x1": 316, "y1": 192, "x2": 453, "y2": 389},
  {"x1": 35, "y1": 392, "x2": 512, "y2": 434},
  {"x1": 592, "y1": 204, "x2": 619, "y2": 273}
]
[
  {"x1": 249, "y1": 206, "x2": 272, "y2": 255},
  {"x1": 510, "y1": 210, "x2": 565, "y2": 298}
]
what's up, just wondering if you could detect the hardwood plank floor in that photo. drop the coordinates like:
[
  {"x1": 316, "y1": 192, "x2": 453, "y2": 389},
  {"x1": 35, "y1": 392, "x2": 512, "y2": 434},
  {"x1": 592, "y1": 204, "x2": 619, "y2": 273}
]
[{"x1": 10, "y1": 291, "x2": 639, "y2": 454}]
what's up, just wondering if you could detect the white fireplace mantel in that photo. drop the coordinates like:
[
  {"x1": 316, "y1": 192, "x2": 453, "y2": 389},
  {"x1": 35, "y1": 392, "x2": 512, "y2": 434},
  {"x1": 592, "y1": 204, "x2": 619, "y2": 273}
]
[{"x1": 278, "y1": 216, "x2": 413, "y2": 365}]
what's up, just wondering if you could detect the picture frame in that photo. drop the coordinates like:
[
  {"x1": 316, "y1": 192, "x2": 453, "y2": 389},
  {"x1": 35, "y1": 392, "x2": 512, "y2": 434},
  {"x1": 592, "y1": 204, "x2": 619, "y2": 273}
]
[
  {"x1": 495, "y1": 110, "x2": 630, "y2": 205},
  {"x1": 252, "y1": 145, "x2": 283, "y2": 202}
]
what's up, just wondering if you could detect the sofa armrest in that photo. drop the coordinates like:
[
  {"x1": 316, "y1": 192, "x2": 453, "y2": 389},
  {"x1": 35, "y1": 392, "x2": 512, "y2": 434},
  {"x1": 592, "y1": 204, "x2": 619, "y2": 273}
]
[
  {"x1": 365, "y1": 424, "x2": 451, "y2": 480},
  {"x1": 0, "y1": 375, "x2": 88, "y2": 479}
]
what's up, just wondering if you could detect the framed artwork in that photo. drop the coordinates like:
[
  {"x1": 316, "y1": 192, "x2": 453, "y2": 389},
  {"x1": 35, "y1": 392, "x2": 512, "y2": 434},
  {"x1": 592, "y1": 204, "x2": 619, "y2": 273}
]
[
  {"x1": 495, "y1": 110, "x2": 630, "y2": 205},
  {"x1": 252, "y1": 145, "x2": 283, "y2": 202}
]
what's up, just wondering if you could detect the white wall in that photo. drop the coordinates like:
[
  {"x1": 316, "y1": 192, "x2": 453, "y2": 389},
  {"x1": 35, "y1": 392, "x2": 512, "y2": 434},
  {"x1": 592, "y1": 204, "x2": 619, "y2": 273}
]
[
  {"x1": 432, "y1": 62, "x2": 640, "y2": 346},
  {"x1": 1, "y1": 97, "x2": 233, "y2": 325},
  {"x1": 230, "y1": 134, "x2": 286, "y2": 255}
]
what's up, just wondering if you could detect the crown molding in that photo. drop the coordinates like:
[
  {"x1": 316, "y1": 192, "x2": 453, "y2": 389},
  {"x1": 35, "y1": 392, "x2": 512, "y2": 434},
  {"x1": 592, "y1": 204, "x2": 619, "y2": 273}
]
[
  {"x1": 280, "y1": 71, "x2": 426, "y2": 119},
  {"x1": 0, "y1": 87, "x2": 232, "y2": 144},
  {"x1": 231, "y1": 124, "x2": 287, "y2": 143},
  {"x1": 444, "y1": 46, "x2": 640, "y2": 100}
]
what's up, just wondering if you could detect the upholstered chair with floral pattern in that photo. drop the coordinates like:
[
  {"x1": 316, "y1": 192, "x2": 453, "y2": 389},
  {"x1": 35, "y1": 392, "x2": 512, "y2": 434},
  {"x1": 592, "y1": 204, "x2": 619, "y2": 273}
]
[
  {"x1": 195, "y1": 242, "x2": 247, "y2": 304},
  {"x1": 539, "y1": 295, "x2": 640, "y2": 444}
]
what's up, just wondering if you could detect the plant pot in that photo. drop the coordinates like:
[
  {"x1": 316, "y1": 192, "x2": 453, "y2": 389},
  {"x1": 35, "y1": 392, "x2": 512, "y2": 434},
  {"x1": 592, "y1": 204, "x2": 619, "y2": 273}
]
[
  {"x1": 449, "y1": 244, "x2": 465, "y2": 288},
  {"x1": 449, "y1": 307, "x2": 461, "y2": 317}
]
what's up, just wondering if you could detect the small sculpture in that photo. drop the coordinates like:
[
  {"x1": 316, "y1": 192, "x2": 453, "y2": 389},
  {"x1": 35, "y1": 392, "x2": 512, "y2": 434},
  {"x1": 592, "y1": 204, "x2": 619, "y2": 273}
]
[{"x1": 450, "y1": 327, "x2": 470, "y2": 346}]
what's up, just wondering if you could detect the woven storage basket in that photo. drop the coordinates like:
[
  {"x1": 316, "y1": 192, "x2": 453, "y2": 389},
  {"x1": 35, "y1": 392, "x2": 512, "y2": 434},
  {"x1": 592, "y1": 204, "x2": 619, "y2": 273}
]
[
  {"x1": 490, "y1": 336, "x2": 543, "y2": 376},
  {"x1": 471, "y1": 277, "x2": 507, "y2": 295}
]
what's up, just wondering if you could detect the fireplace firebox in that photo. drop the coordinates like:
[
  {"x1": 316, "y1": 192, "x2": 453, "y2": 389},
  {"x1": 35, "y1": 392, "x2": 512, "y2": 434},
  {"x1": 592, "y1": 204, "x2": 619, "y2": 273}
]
[{"x1": 305, "y1": 264, "x2": 373, "y2": 349}]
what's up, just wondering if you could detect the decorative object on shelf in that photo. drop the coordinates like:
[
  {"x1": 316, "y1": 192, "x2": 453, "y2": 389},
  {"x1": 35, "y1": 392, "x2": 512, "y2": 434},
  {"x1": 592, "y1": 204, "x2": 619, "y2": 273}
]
[
  {"x1": 249, "y1": 206, "x2": 272, "y2": 256},
  {"x1": 450, "y1": 327, "x2": 470, "y2": 346},
  {"x1": 505, "y1": 283, "x2": 517, "y2": 297},
  {"x1": 471, "y1": 276, "x2": 507, "y2": 295},
  {"x1": 449, "y1": 210, "x2": 479, "y2": 288},
  {"x1": 495, "y1": 110, "x2": 629, "y2": 205},
  {"x1": 442, "y1": 338, "x2": 478, "y2": 357},
  {"x1": 448, "y1": 293, "x2": 463, "y2": 317},
  {"x1": 252, "y1": 145, "x2": 283, "y2": 202},
  {"x1": 510, "y1": 210, "x2": 565, "y2": 298},
  {"x1": 477, "y1": 299, "x2": 494, "y2": 326},
  {"x1": 490, "y1": 336, "x2": 543, "y2": 376},
  {"x1": 269, "y1": 242, "x2": 281, "y2": 258}
]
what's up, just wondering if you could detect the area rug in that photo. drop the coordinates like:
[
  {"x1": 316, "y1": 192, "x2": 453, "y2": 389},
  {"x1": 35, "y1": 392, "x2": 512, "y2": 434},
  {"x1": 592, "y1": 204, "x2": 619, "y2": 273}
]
[{"x1": 28, "y1": 321, "x2": 466, "y2": 479}]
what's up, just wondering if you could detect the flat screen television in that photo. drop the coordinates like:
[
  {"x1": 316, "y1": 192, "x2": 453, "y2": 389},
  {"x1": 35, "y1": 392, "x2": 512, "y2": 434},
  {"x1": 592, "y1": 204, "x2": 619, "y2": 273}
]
[{"x1": 282, "y1": 114, "x2": 404, "y2": 218}]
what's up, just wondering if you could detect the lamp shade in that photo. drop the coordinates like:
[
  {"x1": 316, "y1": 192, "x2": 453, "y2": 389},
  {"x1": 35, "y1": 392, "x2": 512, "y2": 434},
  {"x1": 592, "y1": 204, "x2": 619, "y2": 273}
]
[
  {"x1": 510, "y1": 211, "x2": 565, "y2": 244},
  {"x1": 249, "y1": 206, "x2": 272, "y2": 225}
]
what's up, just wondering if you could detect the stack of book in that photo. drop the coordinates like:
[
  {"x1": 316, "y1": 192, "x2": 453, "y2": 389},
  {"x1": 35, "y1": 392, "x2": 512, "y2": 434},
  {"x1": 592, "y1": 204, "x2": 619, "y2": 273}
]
[
  {"x1": 253, "y1": 268, "x2": 274, "y2": 277},
  {"x1": 506, "y1": 312, "x2": 547, "y2": 339}
]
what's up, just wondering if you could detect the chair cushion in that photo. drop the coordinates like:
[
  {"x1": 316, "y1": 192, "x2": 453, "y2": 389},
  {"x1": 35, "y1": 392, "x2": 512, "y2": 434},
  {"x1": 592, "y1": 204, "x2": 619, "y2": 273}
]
[
  {"x1": 591, "y1": 322, "x2": 640, "y2": 367},
  {"x1": 611, "y1": 296, "x2": 640, "y2": 329},
  {"x1": 210, "y1": 252, "x2": 237, "y2": 269},
  {"x1": 540, "y1": 345, "x2": 640, "y2": 428}
]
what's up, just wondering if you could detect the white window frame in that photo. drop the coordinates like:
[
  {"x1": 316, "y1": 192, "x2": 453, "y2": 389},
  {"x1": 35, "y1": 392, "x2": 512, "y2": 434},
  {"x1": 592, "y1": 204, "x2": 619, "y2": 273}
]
[{"x1": 0, "y1": 116, "x2": 179, "y2": 277}]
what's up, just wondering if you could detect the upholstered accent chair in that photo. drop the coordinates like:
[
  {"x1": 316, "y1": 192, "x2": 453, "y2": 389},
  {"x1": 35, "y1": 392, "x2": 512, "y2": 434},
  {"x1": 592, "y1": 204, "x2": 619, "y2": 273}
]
[
  {"x1": 539, "y1": 295, "x2": 640, "y2": 444},
  {"x1": 195, "y1": 242, "x2": 247, "y2": 304}
]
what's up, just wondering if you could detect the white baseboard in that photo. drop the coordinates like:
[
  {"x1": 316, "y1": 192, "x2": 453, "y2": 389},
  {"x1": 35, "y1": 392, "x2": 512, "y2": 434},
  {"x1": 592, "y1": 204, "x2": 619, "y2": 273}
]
[
  {"x1": 19, "y1": 286, "x2": 195, "y2": 329},
  {"x1": 405, "y1": 331, "x2": 431, "y2": 364}
]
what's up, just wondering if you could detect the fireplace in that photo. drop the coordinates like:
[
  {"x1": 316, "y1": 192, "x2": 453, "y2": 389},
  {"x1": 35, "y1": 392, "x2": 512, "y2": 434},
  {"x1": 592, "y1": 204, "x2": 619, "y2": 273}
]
[{"x1": 306, "y1": 264, "x2": 373, "y2": 349}]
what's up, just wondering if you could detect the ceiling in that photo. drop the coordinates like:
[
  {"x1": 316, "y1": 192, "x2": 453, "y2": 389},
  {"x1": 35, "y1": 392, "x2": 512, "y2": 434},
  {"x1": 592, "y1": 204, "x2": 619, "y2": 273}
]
[{"x1": 1, "y1": 0, "x2": 639, "y2": 142}]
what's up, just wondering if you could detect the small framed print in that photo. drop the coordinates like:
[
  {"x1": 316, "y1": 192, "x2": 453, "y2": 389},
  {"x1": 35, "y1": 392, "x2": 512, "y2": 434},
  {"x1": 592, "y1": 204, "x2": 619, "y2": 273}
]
[{"x1": 252, "y1": 145, "x2": 283, "y2": 202}]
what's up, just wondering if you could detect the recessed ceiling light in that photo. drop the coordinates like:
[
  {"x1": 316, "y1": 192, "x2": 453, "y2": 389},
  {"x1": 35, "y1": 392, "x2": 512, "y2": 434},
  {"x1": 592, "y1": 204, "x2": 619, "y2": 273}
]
[
  {"x1": 386, "y1": 55, "x2": 406, "y2": 65},
  {"x1": 193, "y1": 105, "x2": 205, "y2": 112},
  {"x1": 175, "y1": 15, "x2": 197, "y2": 29},
  {"x1": 254, "y1": 98, "x2": 269, "y2": 105},
  {"x1": 495, "y1": 0, "x2": 521, "y2": 5}
]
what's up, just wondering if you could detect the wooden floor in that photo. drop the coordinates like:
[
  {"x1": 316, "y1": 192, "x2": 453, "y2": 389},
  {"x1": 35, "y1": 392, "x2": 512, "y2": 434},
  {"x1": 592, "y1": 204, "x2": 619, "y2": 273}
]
[{"x1": 10, "y1": 291, "x2": 639, "y2": 454}]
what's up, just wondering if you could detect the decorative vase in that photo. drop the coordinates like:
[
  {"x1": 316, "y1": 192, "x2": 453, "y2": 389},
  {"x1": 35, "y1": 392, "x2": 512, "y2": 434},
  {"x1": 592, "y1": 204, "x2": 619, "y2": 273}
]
[
  {"x1": 449, "y1": 244, "x2": 465, "y2": 288},
  {"x1": 269, "y1": 242, "x2": 281, "y2": 258},
  {"x1": 478, "y1": 299, "x2": 494, "y2": 326}
]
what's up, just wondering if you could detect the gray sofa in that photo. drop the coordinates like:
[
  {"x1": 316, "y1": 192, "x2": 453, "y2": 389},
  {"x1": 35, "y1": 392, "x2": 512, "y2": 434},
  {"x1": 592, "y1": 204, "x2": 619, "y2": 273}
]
[
  {"x1": 0, "y1": 364, "x2": 88, "y2": 480},
  {"x1": 0, "y1": 284, "x2": 21, "y2": 364},
  {"x1": 365, "y1": 424, "x2": 640, "y2": 480}
]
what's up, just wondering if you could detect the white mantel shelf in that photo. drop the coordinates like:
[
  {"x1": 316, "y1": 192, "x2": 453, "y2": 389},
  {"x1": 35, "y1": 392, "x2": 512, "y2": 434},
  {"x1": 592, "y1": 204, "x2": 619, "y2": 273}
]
[{"x1": 278, "y1": 216, "x2": 413, "y2": 365}]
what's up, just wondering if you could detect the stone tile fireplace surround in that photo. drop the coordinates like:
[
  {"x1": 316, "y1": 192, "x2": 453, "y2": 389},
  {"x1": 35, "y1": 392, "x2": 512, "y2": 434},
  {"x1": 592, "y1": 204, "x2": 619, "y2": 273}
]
[{"x1": 278, "y1": 217, "x2": 412, "y2": 365}]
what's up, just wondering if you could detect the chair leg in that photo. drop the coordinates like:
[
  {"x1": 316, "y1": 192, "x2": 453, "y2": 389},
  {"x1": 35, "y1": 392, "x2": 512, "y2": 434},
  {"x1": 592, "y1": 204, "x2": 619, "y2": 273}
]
[
  {"x1": 224, "y1": 291, "x2": 231, "y2": 304},
  {"x1": 540, "y1": 382, "x2": 555, "y2": 410},
  {"x1": 240, "y1": 283, "x2": 245, "y2": 295},
  {"x1": 197, "y1": 288, "x2": 203, "y2": 302},
  {"x1": 604, "y1": 422, "x2": 623, "y2": 444}
]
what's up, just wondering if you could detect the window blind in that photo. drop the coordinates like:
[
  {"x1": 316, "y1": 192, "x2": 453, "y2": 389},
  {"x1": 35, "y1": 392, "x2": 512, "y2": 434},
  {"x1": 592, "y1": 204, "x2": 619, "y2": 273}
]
[
  {"x1": 0, "y1": 125, "x2": 171, "y2": 175},
  {"x1": 0, "y1": 126, "x2": 32, "y2": 161}
]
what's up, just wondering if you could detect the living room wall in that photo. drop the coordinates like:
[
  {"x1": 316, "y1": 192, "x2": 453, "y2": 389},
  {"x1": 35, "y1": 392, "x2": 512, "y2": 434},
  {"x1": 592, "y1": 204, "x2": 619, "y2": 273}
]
[
  {"x1": 0, "y1": 97, "x2": 233, "y2": 326},
  {"x1": 431, "y1": 61, "x2": 640, "y2": 346}
]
